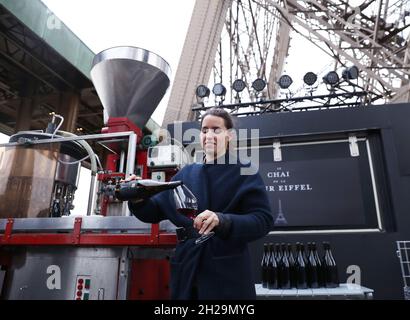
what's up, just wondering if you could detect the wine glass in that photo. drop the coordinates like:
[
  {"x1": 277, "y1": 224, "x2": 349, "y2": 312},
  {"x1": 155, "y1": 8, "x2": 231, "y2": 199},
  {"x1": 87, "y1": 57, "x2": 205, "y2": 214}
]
[{"x1": 173, "y1": 184, "x2": 214, "y2": 244}]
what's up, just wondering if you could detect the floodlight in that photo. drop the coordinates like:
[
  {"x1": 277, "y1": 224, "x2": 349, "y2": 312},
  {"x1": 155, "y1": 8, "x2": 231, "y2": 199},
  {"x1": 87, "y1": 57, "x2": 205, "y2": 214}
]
[
  {"x1": 342, "y1": 66, "x2": 359, "y2": 80},
  {"x1": 303, "y1": 72, "x2": 318, "y2": 86},
  {"x1": 232, "y1": 79, "x2": 246, "y2": 93},
  {"x1": 278, "y1": 75, "x2": 293, "y2": 89},
  {"x1": 252, "y1": 78, "x2": 266, "y2": 92},
  {"x1": 196, "y1": 85, "x2": 210, "y2": 98},
  {"x1": 323, "y1": 71, "x2": 339, "y2": 86},
  {"x1": 212, "y1": 83, "x2": 227, "y2": 96}
]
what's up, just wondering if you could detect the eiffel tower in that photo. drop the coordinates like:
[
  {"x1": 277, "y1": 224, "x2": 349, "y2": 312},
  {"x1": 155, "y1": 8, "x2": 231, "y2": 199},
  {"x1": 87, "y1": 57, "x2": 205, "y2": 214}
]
[
  {"x1": 164, "y1": 0, "x2": 410, "y2": 126},
  {"x1": 274, "y1": 198, "x2": 288, "y2": 226}
]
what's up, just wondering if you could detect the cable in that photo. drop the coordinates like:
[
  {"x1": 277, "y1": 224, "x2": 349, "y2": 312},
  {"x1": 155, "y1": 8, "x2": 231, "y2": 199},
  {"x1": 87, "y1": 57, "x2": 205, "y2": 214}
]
[
  {"x1": 56, "y1": 130, "x2": 98, "y2": 216},
  {"x1": 58, "y1": 154, "x2": 90, "y2": 165}
]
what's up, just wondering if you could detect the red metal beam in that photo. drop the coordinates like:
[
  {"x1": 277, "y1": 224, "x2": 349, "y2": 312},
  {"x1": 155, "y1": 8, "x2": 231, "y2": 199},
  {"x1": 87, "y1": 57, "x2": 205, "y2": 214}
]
[
  {"x1": 0, "y1": 218, "x2": 177, "y2": 246},
  {"x1": 0, "y1": 233, "x2": 177, "y2": 246}
]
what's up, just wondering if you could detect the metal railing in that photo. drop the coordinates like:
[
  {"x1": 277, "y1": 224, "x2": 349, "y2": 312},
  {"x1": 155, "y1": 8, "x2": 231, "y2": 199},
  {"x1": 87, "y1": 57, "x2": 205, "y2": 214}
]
[{"x1": 396, "y1": 241, "x2": 410, "y2": 300}]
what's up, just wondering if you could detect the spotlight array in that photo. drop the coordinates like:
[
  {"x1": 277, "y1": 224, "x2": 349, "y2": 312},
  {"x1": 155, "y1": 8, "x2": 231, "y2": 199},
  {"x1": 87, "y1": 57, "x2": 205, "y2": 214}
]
[{"x1": 194, "y1": 66, "x2": 360, "y2": 111}]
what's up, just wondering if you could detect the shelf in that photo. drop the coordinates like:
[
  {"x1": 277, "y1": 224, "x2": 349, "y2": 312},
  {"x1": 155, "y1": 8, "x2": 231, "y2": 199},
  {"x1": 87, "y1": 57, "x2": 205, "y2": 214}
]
[{"x1": 256, "y1": 283, "x2": 374, "y2": 299}]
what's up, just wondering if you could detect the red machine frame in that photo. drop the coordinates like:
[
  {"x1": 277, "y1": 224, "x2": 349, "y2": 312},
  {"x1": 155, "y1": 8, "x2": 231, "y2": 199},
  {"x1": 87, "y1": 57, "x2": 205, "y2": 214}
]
[
  {"x1": 0, "y1": 117, "x2": 178, "y2": 300},
  {"x1": 0, "y1": 218, "x2": 176, "y2": 246}
]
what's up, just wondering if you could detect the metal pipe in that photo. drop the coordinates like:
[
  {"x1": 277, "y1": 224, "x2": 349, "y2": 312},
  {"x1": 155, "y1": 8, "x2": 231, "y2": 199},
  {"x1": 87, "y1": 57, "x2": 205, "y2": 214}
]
[
  {"x1": 56, "y1": 130, "x2": 98, "y2": 216},
  {"x1": 87, "y1": 175, "x2": 97, "y2": 216},
  {"x1": 126, "y1": 133, "x2": 137, "y2": 177},
  {"x1": 0, "y1": 131, "x2": 137, "y2": 147},
  {"x1": 124, "y1": 133, "x2": 137, "y2": 217},
  {"x1": 0, "y1": 131, "x2": 138, "y2": 216},
  {"x1": 119, "y1": 150, "x2": 125, "y2": 173},
  {"x1": 118, "y1": 150, "x2": 126, "y2": 217}
]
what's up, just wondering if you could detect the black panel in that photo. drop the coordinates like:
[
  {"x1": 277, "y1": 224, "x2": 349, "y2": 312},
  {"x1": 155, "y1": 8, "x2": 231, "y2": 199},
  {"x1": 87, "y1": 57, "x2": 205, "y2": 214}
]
[{"x1": 258, "y1": 139, "x2": 379, "y2": 231}]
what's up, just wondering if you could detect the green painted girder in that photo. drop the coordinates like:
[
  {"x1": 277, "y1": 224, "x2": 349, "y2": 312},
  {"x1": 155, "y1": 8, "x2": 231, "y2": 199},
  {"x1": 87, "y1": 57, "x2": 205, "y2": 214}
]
[{"x1": 0, "y1": 0, "x2": 93, "y2": 79}]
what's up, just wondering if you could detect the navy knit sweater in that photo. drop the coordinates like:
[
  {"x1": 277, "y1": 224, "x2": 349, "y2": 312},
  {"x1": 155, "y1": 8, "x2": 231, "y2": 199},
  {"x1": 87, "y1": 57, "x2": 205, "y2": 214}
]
[{"x1": 129, "y1": 153, "x2": 274, "y2": 299}]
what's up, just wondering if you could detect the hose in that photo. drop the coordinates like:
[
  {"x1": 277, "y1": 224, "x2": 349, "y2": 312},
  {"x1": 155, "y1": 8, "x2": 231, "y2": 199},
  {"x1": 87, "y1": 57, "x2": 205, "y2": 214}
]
[{"x1": 56, "y1": 130, "x2": 98, "y2": 215}]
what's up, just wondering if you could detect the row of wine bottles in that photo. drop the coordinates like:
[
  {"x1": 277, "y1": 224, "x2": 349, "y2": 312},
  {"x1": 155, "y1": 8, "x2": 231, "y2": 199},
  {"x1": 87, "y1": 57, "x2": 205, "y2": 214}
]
[{"x1": 261, "y1": 242, "x2": 339, "y2": 289}]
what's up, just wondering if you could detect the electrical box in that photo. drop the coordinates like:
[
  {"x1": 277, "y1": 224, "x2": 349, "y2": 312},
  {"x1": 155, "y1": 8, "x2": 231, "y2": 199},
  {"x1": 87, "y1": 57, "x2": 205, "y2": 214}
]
[{"x1": 147, "y1": 145, "x2": 185, "y2": 168}]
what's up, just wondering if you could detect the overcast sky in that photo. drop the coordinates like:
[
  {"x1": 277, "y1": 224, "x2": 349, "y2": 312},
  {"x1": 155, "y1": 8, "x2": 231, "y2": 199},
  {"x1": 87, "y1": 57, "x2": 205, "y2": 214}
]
[{"x1": 42, "y1": 0, "x2": 195, "y2": 125}]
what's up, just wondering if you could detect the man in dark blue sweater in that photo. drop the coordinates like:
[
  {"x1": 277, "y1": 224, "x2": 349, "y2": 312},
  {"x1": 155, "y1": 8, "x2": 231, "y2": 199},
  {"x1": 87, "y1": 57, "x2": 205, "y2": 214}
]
[{"x1": 128, "y1": 108, "x2": 274, "y2": 299}]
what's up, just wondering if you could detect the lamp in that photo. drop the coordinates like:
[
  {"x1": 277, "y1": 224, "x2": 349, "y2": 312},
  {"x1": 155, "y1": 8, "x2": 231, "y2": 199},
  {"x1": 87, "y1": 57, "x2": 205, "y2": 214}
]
[
  {"x1": 278, "y1": 75, "x2": 293, "y2": 89},
  {"x1": 212, "y1": 83, "x2": 227, "y2": 96},
  {"x1": 303, "y1": 72, "x2": 318, "y2": 86},
  {"x1": 232, "y1": 79, "x2": 246, "y2": 93},
  {"x1": 342, "y1": 66, "x2": 359, "y2": 80},
  {"x1": 323, "y1": 71, "x2": 339, "y2": 86},
  {"x1": 252, "y1": 78, "x2": 267, "y2": 92},
  {"x1": 196, "y1": 85, "x2": 210, "y2": 98}
]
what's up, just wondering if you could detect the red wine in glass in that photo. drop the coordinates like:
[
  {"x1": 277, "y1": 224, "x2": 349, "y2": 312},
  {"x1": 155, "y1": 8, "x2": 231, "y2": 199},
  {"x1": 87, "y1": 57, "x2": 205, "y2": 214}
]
[
  {"x1": 173, "y1": 185, "x2": 215, "y2": 244},
  {"x1": 177, "y1": 208, "x2": 197, "y2": 219}
]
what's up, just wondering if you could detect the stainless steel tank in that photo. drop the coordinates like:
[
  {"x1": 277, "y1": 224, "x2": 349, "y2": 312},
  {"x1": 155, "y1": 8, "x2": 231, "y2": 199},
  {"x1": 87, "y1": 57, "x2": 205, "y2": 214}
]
[
  {"x1": 0, "y1": 132, "x2": 87, "y2": 218},
  {"x1": 0, "y1": 143, "x2": 59, "y2": 218},
  {"x1": 55, "y1": 154, "x2": 81, "y2": 187}
]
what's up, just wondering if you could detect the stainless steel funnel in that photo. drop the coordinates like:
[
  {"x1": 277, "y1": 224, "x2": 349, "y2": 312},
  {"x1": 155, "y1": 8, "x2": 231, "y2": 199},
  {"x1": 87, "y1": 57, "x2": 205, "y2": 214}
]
[{"x1": 90, "y1": 46, "x2": 171, "y2": 128}]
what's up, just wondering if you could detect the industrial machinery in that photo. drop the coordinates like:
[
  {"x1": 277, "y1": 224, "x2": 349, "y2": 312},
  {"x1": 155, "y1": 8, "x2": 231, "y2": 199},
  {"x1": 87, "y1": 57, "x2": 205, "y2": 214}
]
[{"x1": 0, "y1": 46, "x2": 183, "y2": 300}]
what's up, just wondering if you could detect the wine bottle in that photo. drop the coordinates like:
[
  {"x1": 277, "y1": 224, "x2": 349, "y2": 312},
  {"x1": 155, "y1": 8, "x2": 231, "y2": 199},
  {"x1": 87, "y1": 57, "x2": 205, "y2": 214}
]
[
  {"x1": 280, "y1": 243, "x2": 291, "y2": 289},
  {"x1": 312, "y1": 242, "x2": 325, "y2": 287},
  {"x1": 295, "y1": 242, "x2": 308, "y2": 289},
  {"x1": 110, "y1": 179, "x2": 182, "y2": 201},
  {"x1": 275, "y1": 243, "x2": 282, "y2": 263},
  {"x1": 322, "y1": 242, "x2": 339, "y2": 288},
  {"x1": 306, "y1": 242, "x2": 312, "y2": 254},
  {"x1": 287, "y1": 243, "x2": 297, "y2": 288},
  {"x1": 306, "y1": 243, "x2": 319, "y2": 288},
  {"x1": 261, "y1": 243, "x2": 269, "y2": 288},
  {"x1": 300, "y1": 243, "x2": 308, "y2": 265},
  {"x1": 267, "y1": 243, "x2": 279, "y2": 289}
]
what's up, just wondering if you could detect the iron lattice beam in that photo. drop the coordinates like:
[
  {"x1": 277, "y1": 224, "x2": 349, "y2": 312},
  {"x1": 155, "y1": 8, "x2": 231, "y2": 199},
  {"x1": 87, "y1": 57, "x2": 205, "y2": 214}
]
[
  {"x1": 254, "y1": 0, "x2": 410, "y2": 102},
  {"x1": 208, "y1": 0, "x2": 410, "y2": 113}
]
